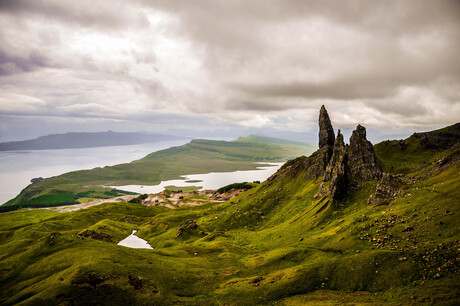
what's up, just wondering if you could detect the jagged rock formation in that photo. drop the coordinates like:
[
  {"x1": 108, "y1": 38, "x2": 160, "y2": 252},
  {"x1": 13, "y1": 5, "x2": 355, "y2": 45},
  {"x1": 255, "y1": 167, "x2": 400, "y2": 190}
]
[
  {"x1": 318, "y1": 105, "x2": 335, "y2": 149},
  {"x1": 315, "y1": 117, "x2": 382, "y2": 200},
  {"x1": 272, "y1": 106, "x2": 384, "y2": 203},
  {"x1": 303, "y1": 147, "x2": 333, "y2": 180},
  {"x1": 347, "y1": 125, "x2": 383, "y2": 181},
  {"x1": 315, "y1": 108, "x2": 383, "y2": 200},
  {"x1": 276, "y1": 106, "x2": 335, "y2": 181},
  {"x1": 368, "y1": 173, "x2": 402, "y2": 205},
  {"x1": 316, "y1": 130, "x2": 348, "y2": 199}
]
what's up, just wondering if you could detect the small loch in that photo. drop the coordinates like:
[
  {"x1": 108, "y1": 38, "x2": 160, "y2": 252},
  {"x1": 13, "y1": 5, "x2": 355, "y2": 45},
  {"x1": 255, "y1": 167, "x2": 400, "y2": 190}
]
[
  {"x1": 109, "y1": 162, "x2": 283, "y2": 194},
  {"x1": 117, "y1": 230, "x2": 153, "y2": 249}
]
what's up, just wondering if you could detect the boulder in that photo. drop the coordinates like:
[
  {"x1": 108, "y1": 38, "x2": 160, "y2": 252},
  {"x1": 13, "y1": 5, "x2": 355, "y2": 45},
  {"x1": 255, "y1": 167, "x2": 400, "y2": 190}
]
[{"x1": 368, "y1": 173, "x2": 402, "y2": 205}]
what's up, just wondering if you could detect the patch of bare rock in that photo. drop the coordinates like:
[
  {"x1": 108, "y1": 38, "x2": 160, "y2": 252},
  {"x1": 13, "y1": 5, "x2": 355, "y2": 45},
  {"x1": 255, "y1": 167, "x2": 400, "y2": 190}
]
[{"x1": 139, "y1": 189, "x2": 247, "y2": 209}]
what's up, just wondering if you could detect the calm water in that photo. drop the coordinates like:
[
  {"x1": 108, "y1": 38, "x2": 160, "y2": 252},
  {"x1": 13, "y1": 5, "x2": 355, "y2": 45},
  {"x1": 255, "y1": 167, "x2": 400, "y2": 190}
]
[
  {"x1": 108, "y1": 162, "x2": 283, "y2": 194},
  {"x1": 0, "y1": 140, "x2": 189, "y2": 205}
]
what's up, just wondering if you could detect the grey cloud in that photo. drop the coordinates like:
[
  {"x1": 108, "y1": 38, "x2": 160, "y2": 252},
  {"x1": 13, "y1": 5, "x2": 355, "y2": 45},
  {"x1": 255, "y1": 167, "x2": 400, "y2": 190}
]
[
  {"x1": 0, "y1": 49, "x2": 50, "y2": 75},
  {"x1": 227, "y1": 100, "x2": 299, "y2": 112},
  {"x1": 141, "y1": 0, "x2": 460, "y2": 51},
  {"x1": 0, "y1": 0, "x2": 148, "y2": 29},
  {"x1": 364, "y1": 101, "x2": 430, "y2": 117},
  {"x1": 144, "y1": 0, "x2": 460, "y2": 105},
  {"x1": 0, "y1": 0, "x2": 459, "y2": 139},
  {"x1": 232, "y1": 81, "x2": 396, "y2": 101}
]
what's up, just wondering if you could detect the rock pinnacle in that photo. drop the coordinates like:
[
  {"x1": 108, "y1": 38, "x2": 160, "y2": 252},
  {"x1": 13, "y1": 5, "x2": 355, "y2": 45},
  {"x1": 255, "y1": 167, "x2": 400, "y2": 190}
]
[{"x1": 318, "y1": 105, "x2": 335, "y2": 149}]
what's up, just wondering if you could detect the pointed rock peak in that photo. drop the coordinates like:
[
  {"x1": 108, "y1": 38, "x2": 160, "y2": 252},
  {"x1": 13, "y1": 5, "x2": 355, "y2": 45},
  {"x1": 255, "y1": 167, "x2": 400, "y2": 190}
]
[
  {"x1": 354, "y1": 124, "x2": 366, "y2": 138},
  {"x1": 335, "y1": 129, "x2": 344, "y2": 145},
  {"x1": 348, "y1": 124, "x2": 383, "y2": 181},
  {"x1": 319, "y1": 105, "x2": 335, "y2": 148},
  {"x1": 316, "y1": 127, "x2": 349, "y2": 201}
]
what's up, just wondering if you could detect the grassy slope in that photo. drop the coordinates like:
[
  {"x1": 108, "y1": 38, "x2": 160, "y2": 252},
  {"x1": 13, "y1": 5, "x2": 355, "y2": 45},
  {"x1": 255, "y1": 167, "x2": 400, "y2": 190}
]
[
  {"x1": 0, "y1": 131, "x2": 458, "y2": 305},
  {"x1": 3, "y1": 136, "x2": 314, "y2": 209}
]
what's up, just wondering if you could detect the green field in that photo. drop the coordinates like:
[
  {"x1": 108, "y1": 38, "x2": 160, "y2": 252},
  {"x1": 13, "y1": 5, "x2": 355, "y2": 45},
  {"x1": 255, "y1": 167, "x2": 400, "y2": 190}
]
[
  {"x1": 0, "y1": 128, "x2": 458, "y2": 304},
  {"x1": 3, "y1": 135, "x2": 315, "y2": 210}
]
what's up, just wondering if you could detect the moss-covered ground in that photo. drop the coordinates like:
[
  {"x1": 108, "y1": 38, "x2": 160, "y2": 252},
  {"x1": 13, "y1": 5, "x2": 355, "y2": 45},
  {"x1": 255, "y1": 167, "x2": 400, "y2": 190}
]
[{"x1": 0, "y1": 134, "x2": 458, "y2": 305}]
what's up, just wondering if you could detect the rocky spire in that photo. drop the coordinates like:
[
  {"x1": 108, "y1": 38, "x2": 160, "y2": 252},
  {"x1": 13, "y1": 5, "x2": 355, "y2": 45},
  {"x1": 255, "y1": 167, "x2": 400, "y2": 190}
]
[
  {"x1": 279, "y1": 107, "x2": 384, "y2": 204},
  {"x1": 348, "y1": 125, "x2": 382, "y2": 181},
  {"x1": 316, "y1": 129, "x2": 349, "y2": 200},
  {"x1": 318, "y1": 105, "x2": 335, "y2": 149}
]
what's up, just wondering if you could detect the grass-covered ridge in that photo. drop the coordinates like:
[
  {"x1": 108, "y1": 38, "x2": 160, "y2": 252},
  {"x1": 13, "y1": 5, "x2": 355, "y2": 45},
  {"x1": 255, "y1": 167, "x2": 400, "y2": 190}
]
[
  {"x1": 3, "y1": 135, "x2": 315, "y2": 208},
  {"x1": 0, "y1": 126, "x2": 458, "y2": 304}
]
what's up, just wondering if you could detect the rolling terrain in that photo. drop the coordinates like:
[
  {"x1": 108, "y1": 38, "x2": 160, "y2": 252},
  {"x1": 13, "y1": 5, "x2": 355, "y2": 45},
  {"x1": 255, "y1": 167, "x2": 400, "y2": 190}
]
[
  {"x1": 0, "y1": 108, "x2": 458, "y2": 305},
  {"x1": 2, "y1": 135, "x2": 314, "y2": 209}
]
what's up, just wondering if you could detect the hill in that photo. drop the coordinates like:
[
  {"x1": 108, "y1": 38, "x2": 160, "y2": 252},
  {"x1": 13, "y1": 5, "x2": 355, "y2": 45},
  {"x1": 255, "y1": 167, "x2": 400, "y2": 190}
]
[
  {"x1": 2, "y1": 135, "x2": 315, "y2": 209},
  {"x1": 0, "y1": 108, "x2": 458, "y2": 305},
  {"x1": 0, "y1": 131, "x2": 186, "y2": 151}
]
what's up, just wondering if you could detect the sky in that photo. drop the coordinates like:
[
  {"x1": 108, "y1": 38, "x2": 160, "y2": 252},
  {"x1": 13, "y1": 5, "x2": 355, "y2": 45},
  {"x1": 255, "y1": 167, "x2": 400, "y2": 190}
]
[{"x1": 0, "y1": 0, "x2": 459, "y2": 143}]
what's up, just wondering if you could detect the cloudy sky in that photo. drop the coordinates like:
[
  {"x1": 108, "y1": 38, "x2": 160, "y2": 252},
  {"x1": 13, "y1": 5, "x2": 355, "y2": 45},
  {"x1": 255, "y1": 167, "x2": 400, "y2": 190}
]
[{"x1": 0, "y1": 0, "x2": 459, "y2": 142}]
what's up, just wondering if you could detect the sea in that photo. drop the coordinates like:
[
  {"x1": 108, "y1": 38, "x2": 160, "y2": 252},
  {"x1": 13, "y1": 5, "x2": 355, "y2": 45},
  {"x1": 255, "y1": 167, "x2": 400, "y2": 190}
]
[{"x1": 0, "y1": 140, "x2": 188, "y2": 205}]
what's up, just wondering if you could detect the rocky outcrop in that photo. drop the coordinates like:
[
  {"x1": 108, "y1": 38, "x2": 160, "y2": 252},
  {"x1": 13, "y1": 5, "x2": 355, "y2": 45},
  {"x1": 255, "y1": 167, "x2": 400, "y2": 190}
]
[
  {"x1": 316, "y1": 130, "x2": 348, "y2": 200},
  {"x1": 368, "y1": 173, "x2": 402, "y2": 205},
  {"x1": 31, "y1": 177, "x2": 44, "y2": 184},
  {"x1": 274, "y1": 106, "x2": 384, "y2": 204},
  {"x1": 303, "y1": 147, "x2": 333, "y2": 180},
  {"x1": 348, "y1": 125, "x2": 382, "y2": 181},
  {"x1": 314, "y1": 109, "x2": 383, "y2": 202},
  {"x1": 318, "y1": 105, "x2": 335, "y2": 149},
  {"x1": 276, "y1": 106, "x2": 336, "y2": 181}
]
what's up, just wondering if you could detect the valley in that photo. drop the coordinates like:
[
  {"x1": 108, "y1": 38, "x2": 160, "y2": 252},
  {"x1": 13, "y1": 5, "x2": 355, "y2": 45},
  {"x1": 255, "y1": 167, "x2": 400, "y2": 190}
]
[
  {"x1": 0, "y1": 107, "x2": 458, "y2": 305},
  {"x1": 2, "y1": 136, "x2": 314, "y2": 210}
]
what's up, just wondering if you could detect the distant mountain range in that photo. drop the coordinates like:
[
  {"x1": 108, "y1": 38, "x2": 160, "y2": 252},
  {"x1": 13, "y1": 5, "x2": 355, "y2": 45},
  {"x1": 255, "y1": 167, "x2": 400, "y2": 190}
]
[{"x1": 0, "y1": 131, "x2": 187, "y2": 151}]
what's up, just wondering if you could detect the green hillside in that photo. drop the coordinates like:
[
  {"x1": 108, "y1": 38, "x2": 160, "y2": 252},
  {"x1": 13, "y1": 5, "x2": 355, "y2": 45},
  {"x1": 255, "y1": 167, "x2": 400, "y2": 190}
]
[
  {"x1": 2, "y1": 135, "x2": 315, "y2": 210},
  {"x1": 0, "y1": 124, "x2": 458, "y2": 305}
]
